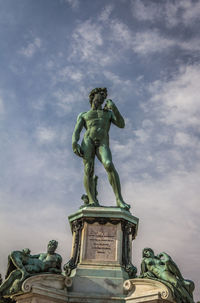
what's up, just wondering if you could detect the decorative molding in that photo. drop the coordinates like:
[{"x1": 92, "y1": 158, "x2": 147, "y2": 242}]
[
  {"x1": 63, "y1": 219, "x2": 83, "y2": 276},
  {"x1": 123, "y1": 278, "x2": 174, "y2": 302},
  {"x1": 64, "y1": 216, "x2": 137, "y2": 277},
  {"x1": 22, "y1": 274, "x2": 67, "y2": 293}
]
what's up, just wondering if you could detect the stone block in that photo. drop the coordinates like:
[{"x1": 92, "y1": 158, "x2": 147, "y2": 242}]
[{"x1": 123, "y1": 278, "x2": 175, "y2": 303}]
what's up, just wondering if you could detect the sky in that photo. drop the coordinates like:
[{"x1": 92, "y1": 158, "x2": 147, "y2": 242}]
[{"x1": 0, "y1": 0, "x2": 199, "y2": 300}]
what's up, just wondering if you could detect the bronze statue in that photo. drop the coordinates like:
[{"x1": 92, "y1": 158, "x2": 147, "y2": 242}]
[
  {"x1": 72, "y1": 87, "x2": 130, "y2": 210},
  {"x1": 0, "y1": 240, "x2": 62, "y2": 298},
  {"x1": 140, "y1": 248, "x2": 195, "y2": 303}
]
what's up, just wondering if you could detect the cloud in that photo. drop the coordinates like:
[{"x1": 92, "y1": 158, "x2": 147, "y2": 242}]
[
  {"x1": 131, "y1": 0, "x2": 200, "y2": 28},
  {"x1": 0, "y1": 202, "x2": 72, "y2": 277},
  {"x1": 53, "y1": 87, "x2": 87, "y2": 113},
  {"x1": 0, "y1": 96, "x2": 5, "y2": 116},
  {"x1": 99, "y1": 4, "x2": 114, "y2": 22},
  {"x1": 69, "y1": 17, "x2": 120, "y2": 66},
  {"x1": 174, "y1": 131, "x2": 198, "y2": 148},
  {"x1": 69, "y1": 11, "x2": 200, "y2": 65},
  {"x1": 64, "y1": 0, "x2": 79, "y2": 9},
  {"x1": 132, "y1": 30, "x2": 175, "y2": 55},
  {"x1": 109, "y1": 19, "x2": 133, "y2": 49},
  {"x1": 149, "y1": 64, "x2": 200, "y2": 128},
  {"x1": 35, "y1": 127, "x2": 56, "y2": 143},
  {"x1": 70, "y1": 20, "x2": 103, "y2": 62},
  {"x1": 131, "y1": 0, "x2": 162, "y2": 23},
  {"x1": 56, "y1": 66, "x2": 83, "y2": 83},
  {"x1": 131, "y1": 30, "x2": 200, "y2": 55},
  {"x1": 109, "y1": 20, "x2": 200, "y2": 55},
  {"x1": 101, "y1": 63, "x2": 200, "y2": 186},
  {"x1": 19, "y1": 38, "x2": 42, "y2": 58}
]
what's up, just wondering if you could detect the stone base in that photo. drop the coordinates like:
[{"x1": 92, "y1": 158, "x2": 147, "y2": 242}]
[
  {"x1": 70, "y1": 264, "x2": 129, "y2": 296},
  {"x1": 123, "y1": 278, "x2": 175, "y2": 303},
  {"x1": 12, "y1": 274, "x2": 70, "y2": 303},
  {"x1": 64, "y1": 206, "x2": 139, "y2": 297},
  {"x1": 12, "y1": 275, "x2": 175, "y2": 303}
]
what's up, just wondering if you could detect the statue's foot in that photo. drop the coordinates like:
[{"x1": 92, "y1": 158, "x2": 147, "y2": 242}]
[
  {"x1": 116, "y1": 199, "x2": 130, "y2": 211},
  {"x1": 88, "y1": 201, "x2": 100, "y2": 207}
]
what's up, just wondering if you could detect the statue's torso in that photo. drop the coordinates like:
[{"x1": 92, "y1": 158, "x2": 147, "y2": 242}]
[
  {"x1": 82, "y1": 109, "x2": 112, "y2": 143},
  {"x1": 145, "y1": 257, "x2": 165, "y2": 276},
  {"x1": 39, "y1": 253, "x2": 61, "y2": 269}
]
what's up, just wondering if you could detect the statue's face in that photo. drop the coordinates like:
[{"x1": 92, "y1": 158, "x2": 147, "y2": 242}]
[
  {"x1": 143, "y1": 249, "x2": 154, "y2": 258},
  {"x1": 47, "y1": 242, "x2": 57, "y2": 254},
  {"x1": 92, "y1": 91, "x2": 106, "y2": 109},
  {"x1": 23, "y1": 248, "x2": 31, "y2": 255}
]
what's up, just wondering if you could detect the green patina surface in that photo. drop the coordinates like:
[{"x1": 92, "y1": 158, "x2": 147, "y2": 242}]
[
  {"x1": 72, "y1": 87, "x2": 130, "y2": 211},
  {"x1": 140, "y1": 248, "x2": 195, "y2": 303},
  {"x1": 0, "y1": 240, "x2": 62, "y2": 301}
]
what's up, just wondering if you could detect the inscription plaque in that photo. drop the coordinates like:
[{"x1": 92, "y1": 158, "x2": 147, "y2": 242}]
[{"x1": 83, "y1": 223, "x2": 118, "y2": 262}]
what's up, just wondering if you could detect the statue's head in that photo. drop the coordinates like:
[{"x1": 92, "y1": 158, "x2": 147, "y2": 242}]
[
  {"x1": 47, "y1": 240, "x2": 58, "y2": 254},
  {"x1": 22, "y1": 248, "x2": 31, "y2": 255},
  {"x1": 89, "y1": 87, "x2": 107, "y2": 107},
  {"x1": 142, "y1": 248, "x2": 154, "y2": 258}
]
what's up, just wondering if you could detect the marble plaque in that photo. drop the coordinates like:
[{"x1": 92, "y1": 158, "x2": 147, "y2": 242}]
[{"x1": 83, "y1": 223, "x2": 118, "y2": 262}]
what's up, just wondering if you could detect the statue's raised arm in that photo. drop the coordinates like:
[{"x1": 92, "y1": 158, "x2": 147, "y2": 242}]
[
  {"x1": 104, "y1": 99, "x2": 125, "y2": 128},
  {"x1": 72, "y1": 87, "x2": 130, "y2": 210}
]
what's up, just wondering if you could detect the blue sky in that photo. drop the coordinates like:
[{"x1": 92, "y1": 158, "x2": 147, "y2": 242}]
[{"x1": 0, "y1": 0, "x2": 200, "y2": 300}]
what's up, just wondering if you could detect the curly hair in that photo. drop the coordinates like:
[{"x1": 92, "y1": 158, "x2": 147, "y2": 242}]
[
  {"x1": 89, "y1": 87, "x2": 107, "y2": 105},
  {"x1": 48, "y1": 240, "x2": 58, "y2": 248}
]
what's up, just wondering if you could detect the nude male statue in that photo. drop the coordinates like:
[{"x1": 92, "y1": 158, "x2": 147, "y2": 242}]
[
  {"x1": 0, "y1": 240, "x2": 62, "y2": 297},
  {"x1": 72, "y1": 87, "x2": 130, "y2": 211}
]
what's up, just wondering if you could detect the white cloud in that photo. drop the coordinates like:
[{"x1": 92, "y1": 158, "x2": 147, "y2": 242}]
[
  {"x1": 179, "y1": 38, "x2": 200, "y2": 52},
  {"x1": 149, "y1": 64, "x2": 200, "y2": 128},
  {"x1": 0, "y1": 96, "x2": 5, "y2": 116},
  {"x1": 103, "y1": 70, "x2": 132, "y2": 87},
  {"x1": 131, "y1": 30, "x2": 200, "y2": 55},
  {"x1": 134, "y1": 129, "x2": 149, "y2": 143},
  {"x1": 0, "y1": 202, "x2": 71, "y2": 277},
  {"x1": 132, "y1": 30, "x2": 175, "y2": 55},
  {"x1": 53, "y1": 87, "x2": 87, "y2": 113},
  {"x1": 109, "y1": 19, "x2": 133, "y2": 48},
  {"x1": 131, "y1": 0, "x2": 162, "y2": 23},
  {"x1": 69, "y1": 13, "x2": 200, "y2": 64},
  {"x1": 123, "y1": 166, "x2": 200, "y2": 257},
  {"x1": 99, "y1": 4, "x2": 114, "y2": 22},
  {"x1": 64, "y1": 0, "x2": 79, "y2": 9},
  {"x1": 109, "y1": 20, "x2": 200, "y2": 55},
  {"x1": 36, "y1": 127, "x2": 56, "y2": 143},
  {"x1": 57, "y1": 66, "x2": 83, "y2": 82},
  {"x1": 19, "y1": 38, "x2": 42, "y2": 58},
  {"x1": 180, "y1": 0, "x2": 200, "y2": 25},
  {"x1": 174, "y1": 132, "x2": 196, "y2": 147},
  {"x1": 69, "y1": 19, "x2": 118, "y2": 66},
  {"x1": 71, "y1": 20, "x2": 103, "y2": 61},
  {"x1": 131, "y1": 0, "x2": 200, "y2": 28}
]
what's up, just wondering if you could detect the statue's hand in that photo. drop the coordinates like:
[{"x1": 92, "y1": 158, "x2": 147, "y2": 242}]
[
  {"x1": 104, "y1": 99, "x2": 115, "y2": 110},
  {"x1": 72, "y1": 142, "x2": 83, "y2": 158}
]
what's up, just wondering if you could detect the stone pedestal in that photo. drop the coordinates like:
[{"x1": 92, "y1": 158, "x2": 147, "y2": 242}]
[
  {"x1": 64, "y1": 206, "x2": 139, "y2": 300},
  {"x1": 123, "y1": 278, "x2": 175, "y2": 303},
  {"x1": 12, "y1": 274, "x2": 71, "y2": 303},
  {"x1": 10, "y1": 208, "x2": 176, "y2": 303},
  {"x1": 12, "y1": 275, "x2": 174, "y2": 303}
]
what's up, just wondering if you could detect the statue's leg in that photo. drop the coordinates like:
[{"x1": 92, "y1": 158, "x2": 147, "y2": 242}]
[
  {"x1": 161, "y1": 272, "x2": 193, "y2": 303},
  {"x1": 97, "y1": 145, "x2": 130, "y2": 210},
  {"x1": 0, "y1": 270, "x2": 21, "y2": 294},
  {"x1": 81, "y1": 138, "x2": 98, "y2": 205}
]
